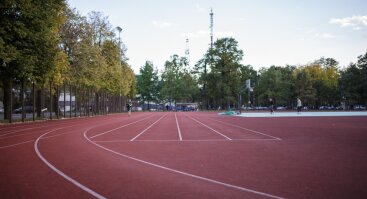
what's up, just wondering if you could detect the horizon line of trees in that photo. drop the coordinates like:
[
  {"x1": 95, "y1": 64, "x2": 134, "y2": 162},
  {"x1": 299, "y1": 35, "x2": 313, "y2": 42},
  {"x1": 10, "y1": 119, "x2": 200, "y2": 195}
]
[
  {"x1": 1, "y1": 1, "x2": 136, "y2": 122},
  {"x1": 137, "y1": 37, "x2": 367, "y2": 110}
]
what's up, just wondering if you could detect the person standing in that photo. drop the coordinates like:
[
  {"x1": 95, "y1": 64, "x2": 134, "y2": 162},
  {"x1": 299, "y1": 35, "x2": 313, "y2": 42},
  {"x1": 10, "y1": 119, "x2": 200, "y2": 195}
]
[{"x1": 297, "y1": 98, "x2": 302, "y2": 114}]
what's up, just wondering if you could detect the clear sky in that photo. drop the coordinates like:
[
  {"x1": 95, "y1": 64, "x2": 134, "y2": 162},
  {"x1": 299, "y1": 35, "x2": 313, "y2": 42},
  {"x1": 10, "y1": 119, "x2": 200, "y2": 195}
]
[{"x1": 67, "y1": 0, "x2": 367, "y2": 73}]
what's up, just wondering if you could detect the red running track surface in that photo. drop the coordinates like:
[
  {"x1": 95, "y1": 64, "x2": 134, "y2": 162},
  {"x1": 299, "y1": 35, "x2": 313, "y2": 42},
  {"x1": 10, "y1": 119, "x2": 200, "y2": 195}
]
[{"x1": 0, "y1": 112, "x2": 367, "y2": 199}]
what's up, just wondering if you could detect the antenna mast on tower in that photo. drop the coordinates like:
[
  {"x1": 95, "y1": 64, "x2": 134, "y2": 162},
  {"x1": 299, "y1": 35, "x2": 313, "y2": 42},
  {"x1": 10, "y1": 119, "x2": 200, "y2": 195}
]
[
  {"x1": 210, "y1": 8, "x2": 214, "y2": 49},
  {"x1": 185, "y1": 37, "x2": 190, "y2": 66}
]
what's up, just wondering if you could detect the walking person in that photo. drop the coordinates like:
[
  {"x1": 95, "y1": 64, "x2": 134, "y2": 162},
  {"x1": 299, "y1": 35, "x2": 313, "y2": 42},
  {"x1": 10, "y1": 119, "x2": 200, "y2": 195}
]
[
  {"x1": 269, "y1": 98, "x2": 274, "y2": 114},
  {"x1": 126, "y1": 100, "x2": 132, "y2": 116},
  {"x1": 297, "y1": 97, "x2": 302, "y2": 114}
]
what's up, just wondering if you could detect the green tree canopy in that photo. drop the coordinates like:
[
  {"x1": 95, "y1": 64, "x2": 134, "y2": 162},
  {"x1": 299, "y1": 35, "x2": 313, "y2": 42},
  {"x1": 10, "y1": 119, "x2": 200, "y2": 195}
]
[
  {"x1": 206, "y1": 37, "x2": 244, "y2": 109},
  {"x1": 161, "y1": 55, "x2": 188, "y2": 105},
  {"x1": 139, "y1": 61, "x2": 159, "y2": 109}
]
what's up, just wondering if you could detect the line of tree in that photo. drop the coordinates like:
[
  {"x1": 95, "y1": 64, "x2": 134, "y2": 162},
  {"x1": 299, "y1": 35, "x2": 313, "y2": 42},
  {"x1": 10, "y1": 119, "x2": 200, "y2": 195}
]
[
  {"x1": 137, "y1": 55, "x2": 199, "y2": 110},
  {"x1": 137, "y1": 37, "x2": 367, "y2": 110},
  {"x1": 0, "y1": 1, "x2": 136, "y2": 122}
]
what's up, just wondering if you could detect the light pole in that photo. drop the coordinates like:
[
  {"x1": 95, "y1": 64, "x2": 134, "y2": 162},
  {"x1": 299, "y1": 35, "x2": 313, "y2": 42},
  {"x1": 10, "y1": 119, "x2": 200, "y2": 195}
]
[
  {"x1": 116, "y1": 26, "x2": 122, "y2": 55},
  {"x1": 116, "y1": 26, "x2": 122, "y2": 112}
]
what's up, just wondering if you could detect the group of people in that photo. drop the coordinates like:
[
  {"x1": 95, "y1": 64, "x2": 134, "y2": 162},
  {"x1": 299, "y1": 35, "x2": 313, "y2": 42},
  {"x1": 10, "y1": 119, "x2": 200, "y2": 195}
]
[{"x1": 268, "y1": 97, "x2": 302, "y2": 114}]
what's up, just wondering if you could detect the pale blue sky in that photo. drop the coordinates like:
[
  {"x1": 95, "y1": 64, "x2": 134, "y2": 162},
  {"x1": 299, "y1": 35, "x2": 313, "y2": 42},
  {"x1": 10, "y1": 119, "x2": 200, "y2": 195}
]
[{"x1": 67, "y1": 0, "x2": 367, "y2": 73}]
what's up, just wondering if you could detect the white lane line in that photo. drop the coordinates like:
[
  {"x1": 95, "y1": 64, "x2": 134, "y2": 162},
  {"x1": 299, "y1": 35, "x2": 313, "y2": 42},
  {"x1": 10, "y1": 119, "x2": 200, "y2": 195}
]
[
  {"x1": 0, "y1": 123, "x2": 84, "y2": 149},
  {"x1": 0, "y1": 115, "x2": 119, "y2": 138},
  {"x1": 175, "y1": 113, "x2": 182, "y2": 141},
  {"x1": 89, "y1": 114, "x2": 155, "y2": 139},
  {"x1": 0, "y1": 118, "x2": 93, "y2": 137},
  {"x1": 210, "y1": 118, "x2": 282, "y2": 140},
  {"x1": 34, "y1": 127, "x2": 106, "y2": 199},
  {"x1": 0, "y1": 115, "x2": 140, "y2": 149},
  {"x1": 185, "y1": 114, "x2": 232, "y2": 140},
  {"x1": 0, "y1": 140, "x2": 35, "y2": 149},
  {"x1": 1, "y1": 130, "x2": 82, "y2": 149},
  {"x1": 0, "y1": 130, "x2": 56, "y2": 140},
  {"x1": 93, "y1": 138, "x2": 279, "y2": 143},
  {"x1": 84, "y1": 131, "x2": 284, "y2": 199},
  {"x1": 0, "y1": 124, "x2": 67, "y2": 138},
  {"x1": 130, "y1": 113, "x2": 167, "y2": 141},
  {"x1": 0, "y1": 126, "x2": 45, "y2": 137}
]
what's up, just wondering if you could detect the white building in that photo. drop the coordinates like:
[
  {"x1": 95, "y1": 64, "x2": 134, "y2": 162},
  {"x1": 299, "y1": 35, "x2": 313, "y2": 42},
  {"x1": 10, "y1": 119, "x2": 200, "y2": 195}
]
[{"x1": 58, "y1": 93, "x2": 75, "y2": 112}]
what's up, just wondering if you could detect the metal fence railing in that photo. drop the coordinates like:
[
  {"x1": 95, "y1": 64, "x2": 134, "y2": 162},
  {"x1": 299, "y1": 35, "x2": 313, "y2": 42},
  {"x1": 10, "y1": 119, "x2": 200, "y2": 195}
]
[{"x1": 0, "y1": 80, "x2": 127, "y2": 123}]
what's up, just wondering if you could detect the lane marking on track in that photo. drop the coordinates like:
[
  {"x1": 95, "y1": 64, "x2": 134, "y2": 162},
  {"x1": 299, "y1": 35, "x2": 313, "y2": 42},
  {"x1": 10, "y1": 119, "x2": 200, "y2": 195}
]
[
  {"x1": 1, "y1": 122, "x2": 94, "y2": 139},
  {"x1": 0, "y1": 113, "x2": 134, "y2": 138},
  {"x1": 185, "y1": 114, "x2": 232, "y2": 140},
  {"x1": 0, "y1": 130, "x2": 83, "y2": 149},
  {"x1": 35, "y1": 127, "x2": 106, "y2": 199},
  {"x1": 0, "y1": 113, "x2": 148, "y2": 149},
  {"x1": 93, "y1": 138, "x2": 280, "y2": 143},
  {"x1": 0, "y1": 117, "x2": 122, "y2": 149},
  {"x1": 0, "y1": 118, "x2": 93, "y2": 137},
  {"x1": 175, "y1": 113, "x2": 182, "y2": 141},
  {"x1": 89, "y1": 114, "x2": 155, "y2": 139},
  {"x1": 210, "y1": 118, "x2": 282, "y2": 140},
  {"x1": 130, "y1": 113, "x2": 167, "y2": 141},
  {"x1": 0, "y1": 129, "x2": 68, "y2": 140},
  {"x1": 0, "y1": 123, "x2": 73, "y2": 138},
  {"x1": 84, "y1": 130, "x2": 284, "y2": 199},
  {"x1": 0, "y1": 140, "x2": 35, "y2": 149},
  {"x1": 0, "y1": 126, "x2": 45, "y2": 137}
]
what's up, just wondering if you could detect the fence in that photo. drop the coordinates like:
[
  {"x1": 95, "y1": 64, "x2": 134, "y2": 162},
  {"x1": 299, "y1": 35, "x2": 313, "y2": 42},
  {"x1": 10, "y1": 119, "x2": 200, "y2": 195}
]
[{"x1": 0, "y1": 80, "x2": 127, "y2": 123}]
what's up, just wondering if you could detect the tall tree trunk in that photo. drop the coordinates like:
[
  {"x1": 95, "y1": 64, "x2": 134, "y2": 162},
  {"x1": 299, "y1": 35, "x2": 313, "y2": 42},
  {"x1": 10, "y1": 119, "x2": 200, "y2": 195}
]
[
  {"x1": 95, "y1": 92, "x2": 99, "y2": 115},
  {"x1": 21, "y1": 79, "x2": 25, "y2": 122},
  {"x1": 69, "y1": 85, "x2": 72, "y2": 118},
  {"x1": 87, "y1": 89, "x2": 90, "y2": 116},
  {"x1": 74, "y1": 86, "x2": 77, "y2": 118},
  {"x1": 49, "y1": 81, "x2": 52, "y2": 120},
  {"x1": 53, "y1": 84, "x2": 59, "y2": 119},
  {"x1": 36, "y1": 86, "x2": 44, "y2": 118},
  {"x1": 120, "y1": 94, "x2": 122, "y2": 112},
  {"x1": 3, "y1": 78, "x2": 13, "y2": 122},
  {"x1": 32, "y1": 82, "x2": 35, "y2": 121},
  {"x1": 80, "y1": 89, "x2": 83, "y2": 116},
  {"x1": 63, "y1": 83, "x2": 66, "y2": 117},
  {"x1": 36, "y1": 89, "x2": 41, "y2": 118}
]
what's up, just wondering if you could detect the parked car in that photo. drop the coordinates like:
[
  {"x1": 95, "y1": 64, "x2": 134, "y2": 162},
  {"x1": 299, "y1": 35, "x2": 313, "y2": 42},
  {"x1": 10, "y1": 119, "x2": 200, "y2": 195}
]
[
  {"x1": 276, "y1": 106, "x2": 287, "y2": 110},
  {"x1": 254, "y1": 106, "x2": 268, "y2": 110},
  {"x1": 354, "y1": 105, "x2": 366, "y2": 110},
  {"x1": 319, "y1": 106, "x2": 335, "y2": 110},
  {"x1": 335, "y1": 106, "x2": 344, "y2": 110},
  {"x1": 13, "y1": 106, "x2": 34, "y2": 113}
]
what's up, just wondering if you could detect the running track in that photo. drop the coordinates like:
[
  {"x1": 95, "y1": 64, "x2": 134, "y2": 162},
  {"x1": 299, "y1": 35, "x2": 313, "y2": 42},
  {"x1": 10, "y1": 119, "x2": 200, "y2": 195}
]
[{"x1": 0, "y1": 112, "x2": 366, "y2": 199}]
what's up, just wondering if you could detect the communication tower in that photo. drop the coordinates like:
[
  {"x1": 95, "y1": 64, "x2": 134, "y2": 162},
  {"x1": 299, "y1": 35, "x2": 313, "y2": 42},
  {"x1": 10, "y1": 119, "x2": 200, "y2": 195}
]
[
  {"x1": 185, "y1": 37, "x2": 190, "y2": 66},
  {"x1": 210, "y1": 8, "x2": 214, "y2": 48}
]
